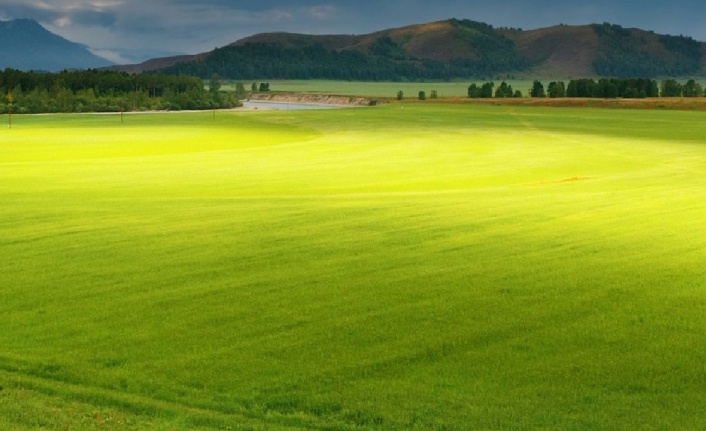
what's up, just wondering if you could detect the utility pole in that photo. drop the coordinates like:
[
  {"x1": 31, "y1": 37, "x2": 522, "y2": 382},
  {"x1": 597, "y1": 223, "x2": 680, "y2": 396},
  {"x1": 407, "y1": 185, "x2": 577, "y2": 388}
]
[{"x1": 7, "y1": 93, "x2": 12, "y2": 129}]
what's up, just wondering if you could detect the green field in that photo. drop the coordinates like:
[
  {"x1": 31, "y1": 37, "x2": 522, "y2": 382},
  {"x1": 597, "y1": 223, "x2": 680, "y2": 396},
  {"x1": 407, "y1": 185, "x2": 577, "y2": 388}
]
[
  {"x1": 226, "y1": 80, "x2": 536, "y2": 98},
  {"x1": 226, "y1": 79, "x2": 706, "y2": 99},
  {"x1": 2, "y1": 104, "x2": 706, "y2": 431}
]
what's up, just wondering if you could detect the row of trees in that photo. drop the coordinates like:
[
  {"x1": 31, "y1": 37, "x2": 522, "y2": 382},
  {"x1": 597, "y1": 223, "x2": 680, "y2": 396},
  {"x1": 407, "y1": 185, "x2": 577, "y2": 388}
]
[
  {"x1": 468, "y1": 78, "x2": 706, "y2": 99},
  {"x1": 0, "y1": 68, "x2": 241, "y2": 114},
  {"x1": 396, "y1": 90, "x2": 439, "y2": 100},
  {"x1": 468, "y1": 81, "x2": 523, "y2": 98}
]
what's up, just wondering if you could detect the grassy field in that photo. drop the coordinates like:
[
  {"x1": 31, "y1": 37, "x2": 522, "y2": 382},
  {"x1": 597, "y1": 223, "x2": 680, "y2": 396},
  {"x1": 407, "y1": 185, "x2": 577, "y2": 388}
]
[
  {"x1": 1, "y1": 104, "x2": 706, "y2": 430},
  {"x1": 225, "y1": 79, "x2": 536, "y2": 98},
  {"x1": 226, "y1": 79, "x2": 706, "y2": 101}
]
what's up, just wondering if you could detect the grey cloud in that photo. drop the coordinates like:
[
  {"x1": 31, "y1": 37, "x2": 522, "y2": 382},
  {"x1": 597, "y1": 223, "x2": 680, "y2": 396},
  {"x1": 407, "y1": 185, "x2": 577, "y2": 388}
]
[
  {"x1": 70, "y1": 10, "x2": 117, "y2": 27},
  {"x1": 0, "y1": 4, "x2": 57, "y2": 22}
]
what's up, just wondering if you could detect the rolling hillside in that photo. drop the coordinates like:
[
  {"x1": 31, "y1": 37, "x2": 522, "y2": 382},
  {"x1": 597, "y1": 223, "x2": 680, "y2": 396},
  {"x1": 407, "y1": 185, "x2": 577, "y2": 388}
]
[
  {"x1": 112, "y1": 19, "x2": 705, "y2": 79},
  {"x1": 503, "y1": 25, "x2": 600, "y2": 78}
]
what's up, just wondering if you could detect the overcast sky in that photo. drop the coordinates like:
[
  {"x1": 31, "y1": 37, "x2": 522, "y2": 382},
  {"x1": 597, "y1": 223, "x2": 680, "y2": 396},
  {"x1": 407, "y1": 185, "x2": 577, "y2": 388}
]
[{"x1": 0, "y1": 0, "x2": 704, "y2": 64}]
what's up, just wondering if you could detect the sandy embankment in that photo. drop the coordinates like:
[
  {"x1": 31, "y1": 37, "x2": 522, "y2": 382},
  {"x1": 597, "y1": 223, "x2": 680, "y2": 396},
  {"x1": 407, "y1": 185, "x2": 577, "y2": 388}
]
[{"x1": 247, "y1": 93, "x2": 372, "y2": 107}]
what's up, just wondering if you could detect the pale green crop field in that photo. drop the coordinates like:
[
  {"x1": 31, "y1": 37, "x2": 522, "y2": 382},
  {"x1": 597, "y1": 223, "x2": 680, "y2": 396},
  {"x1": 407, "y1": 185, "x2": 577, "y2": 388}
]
[
  {"x1": 2, "y1": 105, "x2": 706, "y2": 431},
  {"x1": 225, "y1": 79, "x2": 706, "y2": 99},
  {"x1": 227, "y1": 79, "x2": 536, "y2": 98}
]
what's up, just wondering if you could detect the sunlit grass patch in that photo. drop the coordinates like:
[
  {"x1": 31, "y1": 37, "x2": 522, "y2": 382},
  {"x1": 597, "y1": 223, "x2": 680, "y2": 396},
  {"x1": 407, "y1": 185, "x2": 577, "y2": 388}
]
[{"x1": 1, "y1": 104, "x2": 706, "y2": 430}]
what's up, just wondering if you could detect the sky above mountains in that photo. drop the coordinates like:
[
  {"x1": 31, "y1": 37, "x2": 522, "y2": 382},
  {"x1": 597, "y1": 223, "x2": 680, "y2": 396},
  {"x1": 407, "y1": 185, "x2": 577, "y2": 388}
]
[{"x1": 0, "y1": 0, "x2": 703, "y2": 64}]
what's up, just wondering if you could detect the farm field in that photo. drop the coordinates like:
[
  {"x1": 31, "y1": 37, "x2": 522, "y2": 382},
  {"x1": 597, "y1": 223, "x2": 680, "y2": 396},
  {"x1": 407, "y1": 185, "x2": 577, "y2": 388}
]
[
  {"x1": 1, "y1": 104, "x2": 706, "y2": 430},
  {"x1": 232, "y1": 79, "x2": 706, "y2": 110}
]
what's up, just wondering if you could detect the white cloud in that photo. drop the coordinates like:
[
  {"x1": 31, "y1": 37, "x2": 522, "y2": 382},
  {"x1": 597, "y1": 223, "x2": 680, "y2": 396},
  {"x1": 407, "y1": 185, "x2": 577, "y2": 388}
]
[
  {"x1": 53, "y1": 16, "x2": 72, "y2": 28},
  {"x1": 309, "y1": 5, "x2": 337, "y2": 20},
  {"x1": 89, "y1": 0, "x2": 125, "y2": 9},
  {"x1": 88, "y1": 48, "x2": 128, "y2": 64}
]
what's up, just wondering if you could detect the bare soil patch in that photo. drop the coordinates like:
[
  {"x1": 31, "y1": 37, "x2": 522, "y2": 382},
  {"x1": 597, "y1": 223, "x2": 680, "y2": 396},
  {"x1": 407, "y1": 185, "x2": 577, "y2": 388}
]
[{"x1": 249, "y1": 93, "x2": 372, "y2": 106}]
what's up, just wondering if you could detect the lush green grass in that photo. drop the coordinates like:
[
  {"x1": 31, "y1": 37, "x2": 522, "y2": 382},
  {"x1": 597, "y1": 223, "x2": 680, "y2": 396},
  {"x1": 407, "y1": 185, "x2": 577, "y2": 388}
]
[{"x1": 2, "y1": 105, "x2": 706, "y2": 430}]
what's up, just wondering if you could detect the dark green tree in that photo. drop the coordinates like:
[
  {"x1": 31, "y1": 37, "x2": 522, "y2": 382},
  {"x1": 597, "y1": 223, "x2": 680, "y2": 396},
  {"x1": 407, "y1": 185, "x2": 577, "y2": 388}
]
[
  {"x1": 467, "y1": 83, "x2": 481, "y2": 98},
  {"x1": 480, "y1": 82, "x2": 494, "y2": 98},
  {"x1": 397, "y1": 90, "x2": 404, "y2": 100},
  {"x1": 235, "y1": 82, "x2": 246, "y2": 99},
  {"x1": 566, "y1": 80, "x2": 578, "y2": 97},
  {"x1": 661, "y1": 79, "x2": 683, "y2": 97},
  {"x1": 208, "y1": 73, "x2": 221, "y2": 94},
  {"x1": 547, "y1": 81, "x2": 565, "y2": 98},
  {"x1": 683, "y1": 79, "x2": 703, "y2": 97},
  {"x1": 418, "y1": 90, "x2": 426, "y2": 100},
  {"x1": 494, "y1": 81, "x2": 513, "y2": 98},
  {"x1": 530, "y1": 80, "x2": 545, "y2": 98}
]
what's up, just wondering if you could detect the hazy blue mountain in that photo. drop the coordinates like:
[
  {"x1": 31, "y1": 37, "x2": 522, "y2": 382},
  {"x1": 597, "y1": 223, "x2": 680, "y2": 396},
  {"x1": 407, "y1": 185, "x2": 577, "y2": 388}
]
[{"x1": 0, "y1": 19, "x2": 112, "y2": 71}]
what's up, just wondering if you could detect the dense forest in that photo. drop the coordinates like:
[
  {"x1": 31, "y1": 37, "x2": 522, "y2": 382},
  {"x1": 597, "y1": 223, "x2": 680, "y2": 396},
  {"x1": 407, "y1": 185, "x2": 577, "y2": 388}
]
[
  {"x1": 591, "y1": 23, "x2": 702, "y2": 77},
  {"x1": 157, "y1": 42, "x2": 519, "y2": 82},
  {"x1": 0, "y1": 69, "x2": 240, "y2": 114}
]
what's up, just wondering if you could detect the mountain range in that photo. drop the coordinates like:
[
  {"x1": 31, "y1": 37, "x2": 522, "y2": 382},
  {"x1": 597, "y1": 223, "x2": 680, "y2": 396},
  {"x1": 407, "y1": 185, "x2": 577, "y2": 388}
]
[
  {"x1": 2, "y1": 18, "x2": 705, "y2": 79},
  {"x1": 113, "y1": 19, "x2": 706, "y2": 79},
  {"x1": 0, "y1": 19, "x2": 111, "y2": 71}
]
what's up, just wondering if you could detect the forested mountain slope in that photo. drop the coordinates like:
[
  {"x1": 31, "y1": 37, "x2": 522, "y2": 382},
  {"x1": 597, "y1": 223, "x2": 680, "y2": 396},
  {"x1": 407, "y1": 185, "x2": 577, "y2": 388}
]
[{"x1": 111, "y1": 19, "x2": 705, "y2": 79}]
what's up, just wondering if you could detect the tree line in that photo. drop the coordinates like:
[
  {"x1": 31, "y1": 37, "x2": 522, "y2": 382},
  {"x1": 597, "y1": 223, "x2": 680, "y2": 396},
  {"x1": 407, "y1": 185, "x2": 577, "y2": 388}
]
[
  {"x1": 0, "y1": 68, "x2": 240, "y2": 114},
  {"x1": 467, "y1": 78, "x2": 705, "y2": 99},
  {"x1": 2, "y1": 67, "x2": 704, "y2": 116}
]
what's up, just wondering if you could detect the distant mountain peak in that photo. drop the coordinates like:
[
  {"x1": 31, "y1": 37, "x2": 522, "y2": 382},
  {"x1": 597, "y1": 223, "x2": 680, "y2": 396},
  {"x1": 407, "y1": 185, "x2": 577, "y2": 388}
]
[
  {"x1": 0, "y1": 18, "x2": 112, "y2": 71},
  {"x1": 1, "y1": 18, "x2": 42, "y2": 27}
]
